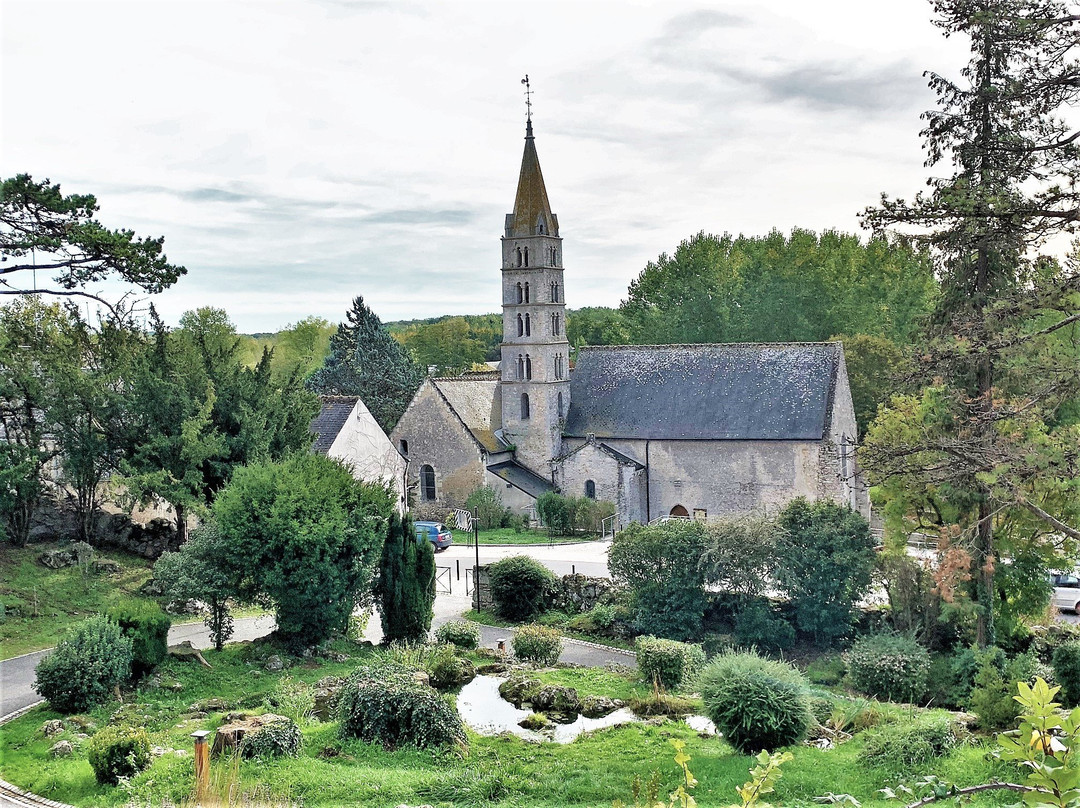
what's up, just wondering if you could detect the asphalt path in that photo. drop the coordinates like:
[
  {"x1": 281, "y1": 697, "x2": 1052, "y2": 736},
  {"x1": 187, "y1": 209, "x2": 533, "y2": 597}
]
[{"x1": 1, "y1": 539, "x2": 616, "y2": 719}]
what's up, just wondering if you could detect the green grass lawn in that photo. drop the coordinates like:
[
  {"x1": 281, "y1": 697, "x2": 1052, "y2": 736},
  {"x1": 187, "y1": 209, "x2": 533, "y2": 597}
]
[
  {"x1": 464, "y1": 607, "x2": 636, "y2": 651},
  {"x1": 0, "y1": 544, "x2": 158, "y2": 659},
  {"x1": 0, "y1": 640, "x2": 1016, "y2": 808},
  {"x1": 470, "y1": 527, "x2": 603, "y2": 545}
]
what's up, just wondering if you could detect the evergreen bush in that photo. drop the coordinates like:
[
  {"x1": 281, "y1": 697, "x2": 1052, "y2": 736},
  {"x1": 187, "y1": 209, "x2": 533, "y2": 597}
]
[
  {"x1": 105, "y1": 599, "x2": 171, "y2": 679},
  {"x1": 846, "y1": 633, "x2": 930, "y2": 703},
  {"x1": 239, "y1": 717, "x2": 302, "y2": 759},
  {"x1": 488, "y1": 555, "x2": 557, "y2": 621},
  {"x1": 512, "y1": 624, "x2": 562, "y2": 665},
  {"x1": 338, "y1": 663, "x2": 466, "y2": 750},
  {"x1": 698, "y1": 649, "x2": 812, "y2": 753},
  {"x1": 536, "y1": 491, "x2": 574, "y2": 535},
  {"x1": 635, "y1": 636, "x2": 706, "y2": 690},
  {"x1": 1053, "y1": 641, "x2": 1080, "y2": 707},
  {"x1": 34, "y1": 615, "x2": 133, "y2": 714},
  {"x1": 465, "y1": 486, "x2": 509, "y2": 530},
  {"x1": 434, "y1": 620, "x2": 481, "y2": 650},
  {"x1": 87, "y1": 725, "x2": 150, "y2": 785},
  {"x1": 733, "y1": 599, "x2": 795, "y2": 653},
  {"x1": 968, "y1": 648, "x2": 1022, "y2": 730},
  {"x1": 379, "y1": 514, "x2": 436, "y2": 644}
]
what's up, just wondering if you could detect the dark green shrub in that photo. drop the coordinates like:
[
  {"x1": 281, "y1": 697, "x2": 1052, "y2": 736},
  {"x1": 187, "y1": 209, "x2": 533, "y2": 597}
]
[
  {"x1": 860, "y1": 717, "x2": 957, "y2": 771},
  {"x1": 698, "y1": 649, "x2": 812, "y2": 753},
  {"x1": 34, "y1": 615, "x2": 133, "y2": 714},
  {"x1": 379, "y1": 513, "x2": 436, "y2": 644},
  {"x1": 87, "y1": 725, "x2": 150, "y2": 785},
  {"x1": 427, "y1": 644, "x2": 475, "y2": 690},
  {"x1": 733, "y1": 600, "x2": 795, "y2": 653},
  {"x1": 1052, "y1": 641, "x2": 1080, "y2": 707},
  {"x1": 105, "y1": 599, "x2": 171, "y2": 679},
  {"x1": 434, "y1": 620, "x2": 481, "y2": 650},
  {"x1": 465, "y1": 487, "x2": 509, "y2": 530},
  {"x1": 635, "y1": 636, "x2": 706, "y2": 690},
  {"x1": 536, "y1": 491, "x2": 573, "y2": 535},
  {"x1": 338, "y1": 663, "x2": 466, "y2": 750},
  {"x1": 608, "y1": 520, "x2": 709, "y2": 641},
  {"x1": 846, "y1": 633, "x2": 930, "y2": 703},
  {"x1": 968, "y1": 649, "x2": 1022, "y2": 730},
  {"x1": 488, "y1": 555, "x2": 557, "y2": 621},
  {"x1": 775, "y1": 498, "x2": 875, "y2": 645},
  {"x1": 239, "y1": 717, "x2": 302, "y2": 759},
  {"x1": 512, "y1": 624, "x2": 562, "y2": 665}
]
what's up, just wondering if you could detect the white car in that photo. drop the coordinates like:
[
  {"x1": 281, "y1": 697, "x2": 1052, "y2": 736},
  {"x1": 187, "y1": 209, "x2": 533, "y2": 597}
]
[{"x1": 1051, "y1": 571, "x2": 1080, "y2": 613}]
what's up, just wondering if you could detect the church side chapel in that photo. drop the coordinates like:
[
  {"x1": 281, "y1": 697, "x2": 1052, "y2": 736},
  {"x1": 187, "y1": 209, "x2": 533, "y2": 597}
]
[{"x1": 390, "y1": 88, "x2": 869, "y2": 526}]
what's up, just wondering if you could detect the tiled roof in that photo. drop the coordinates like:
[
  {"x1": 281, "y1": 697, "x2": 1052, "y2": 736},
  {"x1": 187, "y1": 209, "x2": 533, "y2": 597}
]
[
  {"x1": 487, "y1": 459, "x2": 554, "y2": 499},
  {"x1": 564, "y1": 343, "x2": 841, "y2": 441},
  {"x1": 432, "y1": 378, "x2": 504, "y2": 452},
  {"x1": 310, "y1": 396, "x2": 360, "y2": 454}
]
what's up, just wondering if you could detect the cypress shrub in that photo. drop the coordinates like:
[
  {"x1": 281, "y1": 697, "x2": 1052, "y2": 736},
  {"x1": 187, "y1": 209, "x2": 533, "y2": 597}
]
[
  {"x1": 379, "y1": 514, "x2": 435, "y2": 644},
  {"x1": 105, "y1": 599, "x2": 171, "y2": 679}
]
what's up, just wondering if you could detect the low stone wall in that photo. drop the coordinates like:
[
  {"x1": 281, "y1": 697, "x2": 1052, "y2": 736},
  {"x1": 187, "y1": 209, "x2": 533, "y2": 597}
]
[
  {"x1": 556, "y1": 573, "x2": 614, "y2": 613},
  {"x1": 28, "y1": 496, "x2": 181, "y2": 559}
]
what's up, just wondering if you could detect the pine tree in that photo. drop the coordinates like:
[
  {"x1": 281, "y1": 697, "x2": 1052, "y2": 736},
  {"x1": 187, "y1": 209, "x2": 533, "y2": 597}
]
[
  {"x1": 377, "y1": 514, "x2": 435, "y2": 644},
  {"x1": 307, "y1": 296, "x2": 423, "y2": 432}
]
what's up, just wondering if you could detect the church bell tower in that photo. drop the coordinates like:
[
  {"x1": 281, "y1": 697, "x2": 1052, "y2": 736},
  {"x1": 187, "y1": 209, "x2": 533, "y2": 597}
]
[{"x1": 499, "y1": 83, "x2": 570, "y2": 472}]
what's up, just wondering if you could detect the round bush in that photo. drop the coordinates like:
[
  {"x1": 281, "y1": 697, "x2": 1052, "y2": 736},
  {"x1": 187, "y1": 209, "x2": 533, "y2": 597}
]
[
  {"x1": 338, "y1": 663, "x2": 466, "y2": 750},
  {"x1": 846, "y1": 633, "x2": 930, "y2": 703},
  {"x1": 488, "y1": 556, "x2": 557, "y2": 621},
  {"x1": 512, "y1": 624, "x2": 562, "y2": 665},
  {"x1": 434, "y1": 620, "x2": 481, "y2": 650},
  {"x1": 698, "y1": 650, "x2": 812, "y2": 753},
  {"x1": 240, "y1": 717, "x2": 302, "y2": 759},
  {"x1": 87, "y1": 725, "x2": 150, "y2": 785},
  {"x1": 34, "y1": 615, "x2": 133, "y2": 714},
  {"x1": 635, "y1": 636, "x2": 706, "y2": 690}
]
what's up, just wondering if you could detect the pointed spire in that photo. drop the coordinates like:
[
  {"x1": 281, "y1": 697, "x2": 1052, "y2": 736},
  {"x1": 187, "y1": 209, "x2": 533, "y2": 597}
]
[{"x1": 509, "y1": 77, "x2": 557, "y2": 238}]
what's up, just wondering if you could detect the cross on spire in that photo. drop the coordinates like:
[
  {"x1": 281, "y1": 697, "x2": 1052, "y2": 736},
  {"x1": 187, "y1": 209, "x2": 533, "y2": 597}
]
[{"x1": 521, "y1": 74, "x2": 533, "y2": 129}]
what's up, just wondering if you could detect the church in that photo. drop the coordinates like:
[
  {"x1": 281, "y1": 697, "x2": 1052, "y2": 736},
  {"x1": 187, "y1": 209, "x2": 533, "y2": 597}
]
[{"x1": 390, "y1": 113, "x2": 869, "y2": 527}]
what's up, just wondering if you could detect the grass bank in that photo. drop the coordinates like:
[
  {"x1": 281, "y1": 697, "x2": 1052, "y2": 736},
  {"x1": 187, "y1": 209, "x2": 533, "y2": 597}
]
[
  {"x1": 0, "y1": 639, "x2": 1011, "y2": 808},
  {"x1": 468, "y1": 527, "x2": 603, "y2": 545},
  {"x1": 0, "y1": 544, "x2": 157, "y2": 659},
  {"x1": 464, "y1": 607, "x2": 635, "y2": 651}
]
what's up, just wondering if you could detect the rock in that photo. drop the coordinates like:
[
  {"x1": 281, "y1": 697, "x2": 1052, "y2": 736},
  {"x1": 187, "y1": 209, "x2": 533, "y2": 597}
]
[
  {"x1": 92, "y1": 558, "x2": 122, "y2": 574},
  {"x1": 498, "y1": 674, "x2": 542, "y2": 708},
  {"x1": 532, "y1": 685, "x2": 581, "y2": 717},
  {"x1": 211, "y1": 713, "x2": 288, "y2": 758},
  {"x1": 325, "y1": 651, "x2": 349, "y2": 663},
  {"x1": 312, "y1": 676, "x2": 345, "y2": 722},
  {"x1": 412, "y1": 671, "x2": 430, "y2": 687},
  {"x1": 580, "y1": 695, "x2": 624, "y2": 718},
  {"x1": 67, "y1": 715, "x2": 96, "y2": 731},
  {"x1": 166, "y1": 599, "x2": 202, "y2": 616},
  {"x1": 50, "y1": 741, "x2": 74, "y2": 758},
  {"x1": 477, "y1": 662, "x2": 509, "y2": 675},
  {"x1": 151, "y1": 746, "x2": 167, "y2": 757},
  {"x1": 265, "y1": 655, "x2": 284, "y2": 672},
  {"x1": 519, "y1": 712, "x2": 550, "y2": 730},
  {"x1": 38, "y1": 549, "x2": 75, "y2": 569},
  {"x1": 169, "y1": 640, "x2": 211, "y2": 668},
  {"x1": 41, "y1": 719, "x2": 64, "y2": 737},
  {"x1": 76, "y1": 733, "x2": 89, "y2": 739},
  {"x1": 225, "y1": 712, "x2": 248, "y2": 722}
]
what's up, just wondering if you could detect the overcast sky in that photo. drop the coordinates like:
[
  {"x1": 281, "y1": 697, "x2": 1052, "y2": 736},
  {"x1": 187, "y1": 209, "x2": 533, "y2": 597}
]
[{"x1": 2, "y1": 0, "x2": 967, "y2": 333}]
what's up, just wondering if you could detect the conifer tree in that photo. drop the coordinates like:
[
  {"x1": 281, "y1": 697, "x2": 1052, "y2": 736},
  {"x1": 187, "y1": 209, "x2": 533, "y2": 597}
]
[
  {"x1": 378, "y1": 514, "x2": 435, "y2": 644},
  {"x1": 307, "y1": 296, "x2": 423, "y2": 432}
]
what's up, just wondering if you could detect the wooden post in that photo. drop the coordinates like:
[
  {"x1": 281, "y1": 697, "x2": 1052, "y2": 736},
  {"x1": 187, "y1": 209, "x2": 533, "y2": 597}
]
[{"x1": 191, "y1": 730, "x2": 210, "y2": 803}]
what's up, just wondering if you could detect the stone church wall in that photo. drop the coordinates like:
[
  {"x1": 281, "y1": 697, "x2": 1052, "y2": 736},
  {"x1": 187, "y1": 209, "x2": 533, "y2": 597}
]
[
  {"x1": 555, "y1": 441, "x2": 646, "y2": 524},
  {"x1": 390, "y1": 381, "x2": 486, "y2": 510}
]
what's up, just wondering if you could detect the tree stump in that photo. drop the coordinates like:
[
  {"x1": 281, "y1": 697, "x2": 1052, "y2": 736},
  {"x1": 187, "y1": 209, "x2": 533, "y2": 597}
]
[{"x1": 168, "y1": 640, "x2": 212, "y2": 668}]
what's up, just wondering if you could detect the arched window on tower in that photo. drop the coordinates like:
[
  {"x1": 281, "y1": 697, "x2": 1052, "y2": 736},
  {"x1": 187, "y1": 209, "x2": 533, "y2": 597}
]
[
  {"x1": 517, "y1": 314, "x2": 523, "y2": 337},
  {"x1": 585, "y1": 480, "x2": 596, "y2": 500},
  {"x1": 517, "y1": 355, "x2": 525, "y2": 379},
  {"x1": 550, "y1": 281, "x2": 557, "y2": 302},
  {"x1": 525, "y1": 354, "x2": 532, "y2": 379},
  {"x1": 524, "y1": 282, "x2": 530, "y2": 302},
  {"x1": 550, "y1": 247, "x2": 557, "y2": 266},
  {"x1": 557, "y1": 391, "x2": 564, "y2": 418},
  {"x1": 516, "y1": 282, "x2": 523, "y2": 303},
  {"x1": 524, "y1": 313, "x2": 531, "y2": 336},
  {"x1": 524, "y1": 248, "x2": 529, "y2": 267},
  {"x1": 516, "y1": 248, "x2": 522, "y2": 268},
  {"x1": 419, "y1": 465, "x2": 436, "y2": 502},
  {"x1": 552, "y1": 313, "x2": 560, "y2": 336},
  {"x1": 554, "y1": 354, "x2": 564, "y2": 380},
  {"x1": 520, "y1": 393, "x2": 530, "y2": 419}
]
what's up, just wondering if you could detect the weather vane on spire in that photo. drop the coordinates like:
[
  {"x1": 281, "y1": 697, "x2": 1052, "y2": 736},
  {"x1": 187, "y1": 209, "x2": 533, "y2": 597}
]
[{"x1": 521, "y1": 74, "x2": 532, "y2": 123}]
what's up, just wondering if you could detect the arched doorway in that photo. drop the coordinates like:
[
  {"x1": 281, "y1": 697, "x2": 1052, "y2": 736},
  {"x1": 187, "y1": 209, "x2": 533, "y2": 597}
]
[{"x1": 670, "y1": 504, "x2": 689, "y2": 518}]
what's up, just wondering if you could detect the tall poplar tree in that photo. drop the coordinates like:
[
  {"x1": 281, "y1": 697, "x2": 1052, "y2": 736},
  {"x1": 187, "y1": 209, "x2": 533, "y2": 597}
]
[{"x1": 862, "y1": 0, "x2": 1080, "y2": 645}]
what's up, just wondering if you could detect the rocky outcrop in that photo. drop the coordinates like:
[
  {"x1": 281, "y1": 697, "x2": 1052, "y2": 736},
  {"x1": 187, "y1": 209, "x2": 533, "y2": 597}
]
[
  {"x1": 211, "y1": 713, "x2": 287, "y2": 758},
  {"x1": 556, "y1": 574, "x2": 615, "y2": 613}
]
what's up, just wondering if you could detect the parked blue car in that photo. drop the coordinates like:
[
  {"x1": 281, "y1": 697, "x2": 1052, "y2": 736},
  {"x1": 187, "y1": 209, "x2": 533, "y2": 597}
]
[{"x1": 414, "y1": 521, "x2": 453, "y2": 551}]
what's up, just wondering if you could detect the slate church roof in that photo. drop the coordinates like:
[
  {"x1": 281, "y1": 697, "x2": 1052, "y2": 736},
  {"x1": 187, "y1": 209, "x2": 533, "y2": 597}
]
[
  {"x1": 311, "y1": 396, "x2": 361, "y2": 453},
  {"x1": 563, "y1": 343, "x2": 843, "y2": 441}
]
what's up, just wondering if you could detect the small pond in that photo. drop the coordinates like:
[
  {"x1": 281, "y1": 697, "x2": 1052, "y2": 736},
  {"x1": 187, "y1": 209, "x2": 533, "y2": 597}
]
[{"x1": 456, "y1": 675, "x2": 717, "y2": 744}]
